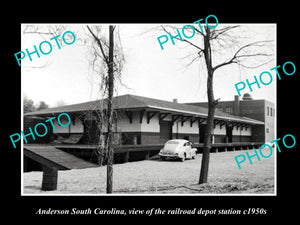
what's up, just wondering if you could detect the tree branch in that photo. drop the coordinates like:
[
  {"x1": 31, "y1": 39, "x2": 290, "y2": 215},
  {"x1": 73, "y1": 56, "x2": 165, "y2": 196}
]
[
  {"x1": 161, "y1": 25, "x2": 204, "y2": 51},
  {"x1": 210, "y1": 25, "x2": 240, "y2": 40},
  {"x1": 233, "y1": 40, "x2": 274, "y2": 59},
  {"x1": 86, "y1": 25, "x2": 109, "y2": 65},
  {"x1": 236, "y1": 57, "x2": 275, "y2": 69},
  {"x1": 213, "y1": 40, "x2": 274, "y2": 72},
  {"x1": 235, "y1": 53, "x2": 273, "y2": 58}
]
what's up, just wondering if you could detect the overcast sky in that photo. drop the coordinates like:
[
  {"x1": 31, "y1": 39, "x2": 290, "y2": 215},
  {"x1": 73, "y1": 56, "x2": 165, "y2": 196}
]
[{"x1": 21, "y1": 23, "x2": 276, "y2": 108}]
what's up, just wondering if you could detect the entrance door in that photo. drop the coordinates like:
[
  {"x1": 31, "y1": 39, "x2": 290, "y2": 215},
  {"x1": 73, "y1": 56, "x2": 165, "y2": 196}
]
[
  {"x1": 199, "y1": 124, "x2": 206, "y2": 143},
  {"x1": 159, "y1": 121, "x2": 172, "y2": 144},
  {"x1": 226, "y1": 125, "x2": 233, "y2": 143}
]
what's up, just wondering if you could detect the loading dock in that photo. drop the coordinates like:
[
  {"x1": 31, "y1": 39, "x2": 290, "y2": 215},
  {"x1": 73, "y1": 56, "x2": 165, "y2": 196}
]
[{"x1": 24, "y1": 145, "x2": 97, "y2": 190}]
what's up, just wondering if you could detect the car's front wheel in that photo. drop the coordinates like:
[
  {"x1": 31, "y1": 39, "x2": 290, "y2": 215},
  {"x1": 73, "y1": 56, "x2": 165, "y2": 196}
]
[{"x1": 181, "y1": 153, "x2": 186, "y2": 162}]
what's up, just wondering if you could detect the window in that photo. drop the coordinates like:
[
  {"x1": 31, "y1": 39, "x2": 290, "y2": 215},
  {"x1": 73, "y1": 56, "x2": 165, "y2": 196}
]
[
  {"x1": 184, "y1": 141, "x2": 191, "y2": 147},
  {"x1": 267, "y1": 106, "x2": 269, "y2": 116},
  {"x1": 225, "y1": 107, "x2": 233, "y2": 115},
  {"x1": 216, "y1": 107, "x2": 223, "y2": 112},
  {"x1": 183, "y1": 136, "x2": 190, "y2": 141},
  {"x1": 270, "y1": 108, "x2": 272, "y2": 116}
]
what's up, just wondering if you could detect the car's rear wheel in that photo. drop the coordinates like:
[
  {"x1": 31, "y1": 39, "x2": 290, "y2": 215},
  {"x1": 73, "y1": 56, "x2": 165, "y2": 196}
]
[
  {"x1": 192, "y1": 152, "x2": 196, "y2": 159},
  {"x1": 160, "y1": 156, "x2": 166, "y2": 161}
]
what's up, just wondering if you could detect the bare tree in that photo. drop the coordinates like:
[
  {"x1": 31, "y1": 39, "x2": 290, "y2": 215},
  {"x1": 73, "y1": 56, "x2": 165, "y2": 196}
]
[
  {"x1": 22, "y1": 25, "x2": 70, "y2": 69},
  {"x1": 23, "y1": 24, "x2": 125, "y2": 193},
  {"x1": 160, "y1": 24, "x2": 273, "y2": 184},
  {"x1": 86, "y1": 25, "x2": 124, "y2": 193}
]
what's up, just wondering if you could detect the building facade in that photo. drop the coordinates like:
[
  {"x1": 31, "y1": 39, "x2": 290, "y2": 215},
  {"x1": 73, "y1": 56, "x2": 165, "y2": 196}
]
[
  {"x1": 187, "y1": 93, "x2": 275, "y2": 143},
  {"x1": 24, "y1": 94, "x2": 266, "y2": 146}
]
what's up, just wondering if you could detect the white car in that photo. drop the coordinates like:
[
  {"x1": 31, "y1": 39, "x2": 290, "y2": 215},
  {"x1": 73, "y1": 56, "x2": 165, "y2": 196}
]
[{"x1": 159, "y1": 139, "x2": 197, "y2": 162}]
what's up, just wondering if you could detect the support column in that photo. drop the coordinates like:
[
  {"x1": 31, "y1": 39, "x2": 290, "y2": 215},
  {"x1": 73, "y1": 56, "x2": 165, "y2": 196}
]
[
  {"x1": 23, "y1": 156, "x2": 28, "y2": 172},
  {"x1": 124, "y1": 151, "x2": 129, "y2": 163},
  {"x1": 41, "y1": 166, "x2": 58, "y2": 191},
  {"x1": 145, "y1": 151, "x2": 150, "y2": 160}
]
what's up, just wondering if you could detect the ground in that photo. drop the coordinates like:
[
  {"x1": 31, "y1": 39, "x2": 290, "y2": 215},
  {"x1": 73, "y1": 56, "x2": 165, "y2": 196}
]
[{"x1": 23, "y1": 149, "x2": 275, "y2": 195}]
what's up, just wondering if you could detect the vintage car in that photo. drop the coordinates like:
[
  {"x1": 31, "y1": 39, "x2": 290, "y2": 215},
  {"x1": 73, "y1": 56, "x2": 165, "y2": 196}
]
[{"x1": 159, "y1": 139, "x2": 197, "y2": 162}]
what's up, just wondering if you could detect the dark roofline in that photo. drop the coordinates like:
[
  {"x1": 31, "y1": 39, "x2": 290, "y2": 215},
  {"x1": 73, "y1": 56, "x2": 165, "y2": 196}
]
[
  {"x1": 186, "y1": 98, "x2": 273, "y2": 105},
  {"x1": 24, "y1": 94, "x2": 264, "y2": 125}
]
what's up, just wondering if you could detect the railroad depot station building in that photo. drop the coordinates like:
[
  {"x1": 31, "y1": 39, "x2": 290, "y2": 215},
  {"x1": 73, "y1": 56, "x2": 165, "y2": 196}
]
[
  {"x1": 24, "y1": 93, "x2": 274, "y2": 147},
  {"x1": 23, "y1": 93, "x2": 275, "y2": 171}
]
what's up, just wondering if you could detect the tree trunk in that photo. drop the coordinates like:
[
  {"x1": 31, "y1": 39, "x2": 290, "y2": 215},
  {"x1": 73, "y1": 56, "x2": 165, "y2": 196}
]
[
  {"x1": 106, "y1": 26, "x2": 114, "y2": 194},
  {"x1": 199, "y1": 27, "x2": 217, "y2": 184}
]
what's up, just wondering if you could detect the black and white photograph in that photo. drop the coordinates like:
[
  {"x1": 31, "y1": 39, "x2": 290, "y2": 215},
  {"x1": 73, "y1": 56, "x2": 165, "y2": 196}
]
[
  {"x1": 20, "y1": 22, "x2": 276, "y2": 195},
  {"x1": 5, "y1": 12, "x2": 298, "y2": 221}
]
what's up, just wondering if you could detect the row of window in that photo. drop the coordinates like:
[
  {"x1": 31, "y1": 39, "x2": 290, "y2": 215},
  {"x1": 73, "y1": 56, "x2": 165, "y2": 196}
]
[
  {"x1": 216, "y1": 106, "x2": 233, "y2": 114},
  {"x1": 267, "y1": 106, "x2": 275, "y2": 117},
  {"x1": 217, "y1": 106, "x2": 275, "y2": 117}
]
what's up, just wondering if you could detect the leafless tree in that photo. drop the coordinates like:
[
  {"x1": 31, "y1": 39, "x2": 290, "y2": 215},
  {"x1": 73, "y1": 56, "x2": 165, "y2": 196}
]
[
  {"x1": 23, "y1": 24, "x2": 125, "y2": 193},
  {"x1": 86, "y1": 25, "x2": 124, "y2": 193},
  {"x1": 159, "y1": 24, "x2": 273, "y2": 184},
  {"x1": 22, "y1": 25, "x2": 75, "y2": 69}
]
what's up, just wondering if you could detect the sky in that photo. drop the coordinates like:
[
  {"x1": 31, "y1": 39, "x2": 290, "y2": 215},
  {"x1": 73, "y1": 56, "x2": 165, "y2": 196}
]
[{"x1": 21, "y1": 23, "x2": 276, "y2": 108}]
